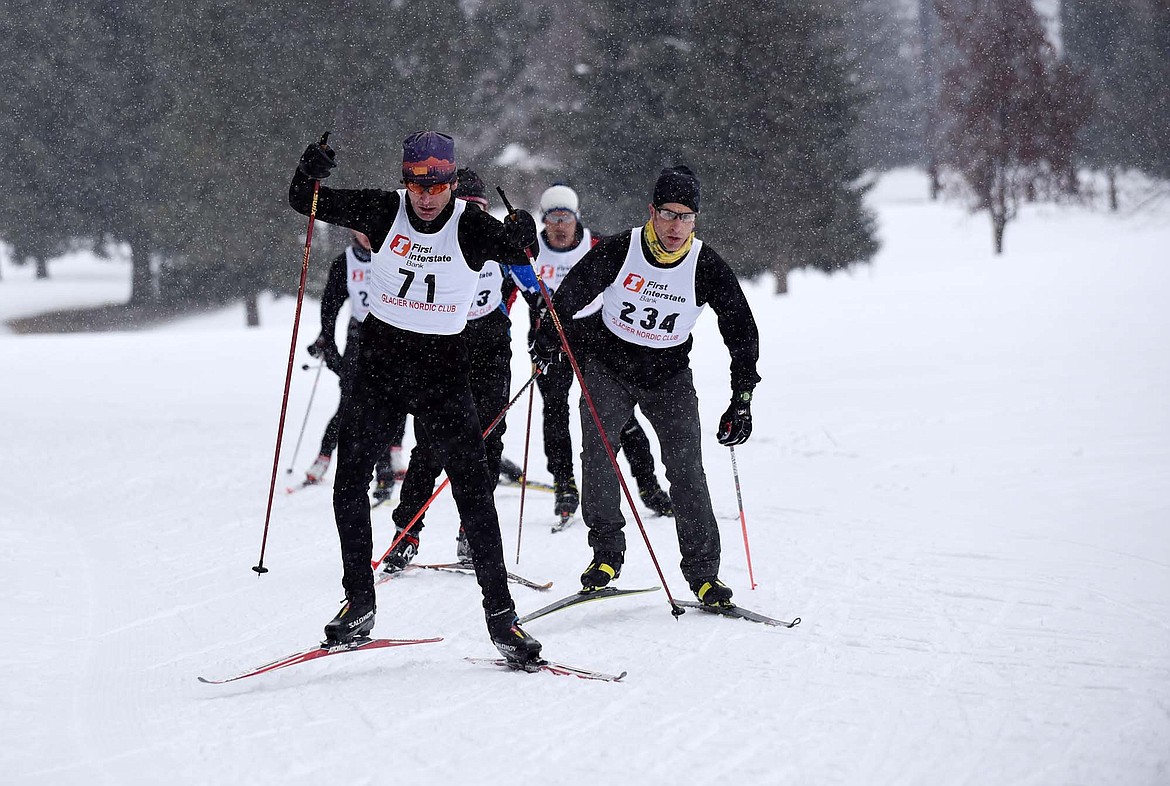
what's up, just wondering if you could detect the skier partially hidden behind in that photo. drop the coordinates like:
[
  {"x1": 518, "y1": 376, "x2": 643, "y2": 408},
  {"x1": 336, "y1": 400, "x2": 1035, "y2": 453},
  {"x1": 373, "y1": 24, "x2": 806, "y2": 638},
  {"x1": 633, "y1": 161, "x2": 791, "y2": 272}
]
[
  {"x1": 289, "y1": 131, "x2": 543, "y2": 666},
  {"x1": 303, "y1": 229, "x2": 404, "y2": 501},
  {"x1": 530, "y1": 165, "x2": 759, "y2": 607}
]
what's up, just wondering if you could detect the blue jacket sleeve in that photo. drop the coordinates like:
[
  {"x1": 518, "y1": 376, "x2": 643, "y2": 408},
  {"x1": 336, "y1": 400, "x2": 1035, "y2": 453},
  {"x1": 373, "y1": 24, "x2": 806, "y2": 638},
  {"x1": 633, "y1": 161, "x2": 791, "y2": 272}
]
[{"x1": 504, "y1": 264, "x2": 541, "y2": 295}]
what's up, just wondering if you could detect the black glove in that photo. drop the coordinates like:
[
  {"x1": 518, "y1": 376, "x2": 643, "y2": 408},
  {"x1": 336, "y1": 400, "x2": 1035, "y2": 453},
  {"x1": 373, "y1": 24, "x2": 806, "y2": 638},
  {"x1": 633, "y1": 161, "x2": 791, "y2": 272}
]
[
  {"x1": 298, "y1": 142, "x2": 336, "y2": 180},
  {"x1": 717, "y1": 391, "x2": 753, "y2": 446},
  {"x1": 528, "y1": 320, "x2": 562, "y2": 373},
  {"x1": 503, "y1": 209, "x2": 538, "y2": 253},
  {"x1": 308, "y1": 336, "x2": 342, "y2": 373}
]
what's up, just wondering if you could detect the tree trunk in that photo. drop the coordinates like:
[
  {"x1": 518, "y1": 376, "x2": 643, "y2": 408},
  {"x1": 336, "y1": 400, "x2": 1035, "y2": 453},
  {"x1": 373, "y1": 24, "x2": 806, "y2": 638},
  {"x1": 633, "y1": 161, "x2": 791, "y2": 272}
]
[
  {"x1": 772, "y1": 260, "x2": 790, "y2": 295},
  {"x1": 245, "y1": 292, "x2": 260, "y2": 327},
  {"x1": 126, "y1": 232, "x2": 155, "y2": 306},
  {"x1": 992, "y1": 212, "x2": 1006, "y2": 255},
  {"x1": 1107, "y1": 167, "x2": 1118, "y2": 212},
  {"x1": 35, "y1": 258, "x2": 49, "y2": 279},
  {"x1": 928, "y1": 159, "x2": 941, "y2": 201}
]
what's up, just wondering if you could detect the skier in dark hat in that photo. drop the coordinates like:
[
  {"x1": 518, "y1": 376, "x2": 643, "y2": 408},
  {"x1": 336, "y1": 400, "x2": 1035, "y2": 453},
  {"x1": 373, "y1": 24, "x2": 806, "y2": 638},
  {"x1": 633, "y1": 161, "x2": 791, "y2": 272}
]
[{"x1": 529, "y1": 165, "x2": 760, "y2": 607}]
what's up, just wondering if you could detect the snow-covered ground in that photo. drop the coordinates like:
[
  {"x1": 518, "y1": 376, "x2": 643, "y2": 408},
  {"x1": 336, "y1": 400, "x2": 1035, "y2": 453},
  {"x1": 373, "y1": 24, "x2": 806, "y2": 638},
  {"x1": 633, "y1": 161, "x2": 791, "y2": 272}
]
[{"x1": 1, "y1": 170, "x2": 1167, "y2": 785}]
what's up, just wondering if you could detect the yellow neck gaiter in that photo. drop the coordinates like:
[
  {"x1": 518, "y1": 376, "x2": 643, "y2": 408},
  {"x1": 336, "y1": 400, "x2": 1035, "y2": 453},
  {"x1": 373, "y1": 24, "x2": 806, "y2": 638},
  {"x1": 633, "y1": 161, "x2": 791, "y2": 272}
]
[{"x1": 643, "y1": 220, "x2": 693, "y2": 265}]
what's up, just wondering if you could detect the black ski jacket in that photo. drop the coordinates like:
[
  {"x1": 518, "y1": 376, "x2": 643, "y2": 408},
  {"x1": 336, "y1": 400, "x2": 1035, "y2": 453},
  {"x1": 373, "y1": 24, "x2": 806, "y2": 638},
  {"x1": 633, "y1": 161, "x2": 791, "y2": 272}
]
[
  {"x1": 289, "y1": 168, "x2": 532, "y2": 272},
  {"x1": 551, "y1": 228, "x2": 761, "y2": 393}
]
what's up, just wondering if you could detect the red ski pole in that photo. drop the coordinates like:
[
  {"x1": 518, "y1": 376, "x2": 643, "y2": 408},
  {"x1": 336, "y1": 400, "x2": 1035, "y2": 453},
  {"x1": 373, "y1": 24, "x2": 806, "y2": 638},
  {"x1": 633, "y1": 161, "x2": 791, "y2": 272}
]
[
  {"x1": 729, "y1": 446, "x2": 757, "y2": 589},
  {"x1": 254, "y1": 132, "x2": 330, "y2": 576}
]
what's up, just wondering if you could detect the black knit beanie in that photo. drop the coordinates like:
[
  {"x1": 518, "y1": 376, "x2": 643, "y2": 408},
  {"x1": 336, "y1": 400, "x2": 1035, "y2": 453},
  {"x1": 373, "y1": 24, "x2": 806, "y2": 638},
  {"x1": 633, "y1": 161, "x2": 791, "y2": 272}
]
[{"x1": 652, "y1": 165, "x2": 700, "y2": 212}]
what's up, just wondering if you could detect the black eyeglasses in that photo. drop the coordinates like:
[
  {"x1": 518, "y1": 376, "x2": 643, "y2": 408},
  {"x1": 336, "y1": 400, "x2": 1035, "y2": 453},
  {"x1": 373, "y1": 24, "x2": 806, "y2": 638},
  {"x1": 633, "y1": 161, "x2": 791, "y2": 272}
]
[{"x1": 655, "y1": 207, "x2": 698, "y2": 224}]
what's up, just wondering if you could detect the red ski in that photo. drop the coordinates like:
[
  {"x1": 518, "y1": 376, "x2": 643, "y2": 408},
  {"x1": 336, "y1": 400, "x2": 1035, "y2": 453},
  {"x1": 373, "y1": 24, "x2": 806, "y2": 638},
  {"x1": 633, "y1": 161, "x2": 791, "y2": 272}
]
[{"x1": 197, "y1": 637, "x2": 442, "y2": 684}]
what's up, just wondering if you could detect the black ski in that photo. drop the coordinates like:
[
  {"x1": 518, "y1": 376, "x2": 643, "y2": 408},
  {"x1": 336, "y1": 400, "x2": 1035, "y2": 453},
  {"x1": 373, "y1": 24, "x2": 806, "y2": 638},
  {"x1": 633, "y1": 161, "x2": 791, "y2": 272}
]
[
  {"x1": 412, "y1": 562, "x2": 553, "y2": 591},
  {"x1": 197, "y1": 636, "x2": 443, "y2": 684},
  {"x1": 466, "y1": 657, "x2": 626, "y2": 682},
  {"x1": 674, "y1": 600, "x2": 800, "y2": 628},
  {"x1": 497, "y1": 477, "x2": 556, "y2": 494},
  {"x1": 375, "y1": 562, "x2": 553, "y2": 591},
  {"x1": 518, "y1": 585, "x2": 660, "y2": 625}
]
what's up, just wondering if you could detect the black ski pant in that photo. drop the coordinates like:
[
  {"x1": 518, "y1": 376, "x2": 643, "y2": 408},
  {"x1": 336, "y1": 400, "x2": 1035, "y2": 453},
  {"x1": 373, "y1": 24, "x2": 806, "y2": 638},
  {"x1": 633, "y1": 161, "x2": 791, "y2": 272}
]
[
  {"x1": 319, "y1": 318, "x2": 406, "y2": 470},
  {"x1": 393, "y1": 319, "x2": 512, "y2": 535},
  {"x1": 577, "y1": 354, "x2": 721, "y2": 585},
  {"x1": 333, "y1": 317, "x2": 515, "y2": 623},
  {"x1": 617, "y1": 416, "x2": 660, "y2": 493},
  {"x1": 535, "y1": 356, "x2": 575, "y2": 483}
]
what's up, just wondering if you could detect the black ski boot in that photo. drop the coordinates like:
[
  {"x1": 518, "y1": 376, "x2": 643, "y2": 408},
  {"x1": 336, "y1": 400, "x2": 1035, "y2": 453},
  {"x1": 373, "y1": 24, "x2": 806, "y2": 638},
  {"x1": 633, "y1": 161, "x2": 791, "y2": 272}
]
[
  {"x1": 324, "y1": 595, "x2": 375, "y2": 644},
  {"x1": 372, "y1": 466, "x2": 396, "y2": 503},
  {"x1": 690, "y1": 577, "x2": 734, "y2": 607},
  {"x1": 381, "y1": 528, "x2": 419, "y2": 574},
  {"x1": 554, "y1": 477, "x2": 579, "y2": 519},
  {"x1": 498, "y1": 456, "x2": 525, "y2": 484},
  {"x1": 455, "y1": 527, "x2": 473, "y2": 565},
  {"x1": 639, "y1": 485, "x2": 673, "y2": 517},
  {"x1": 580, "y1": 551, "x2": 623, "y2": 591},
  {"x1": 487, "y1": 608, "x2": 542, "y2": 667}
]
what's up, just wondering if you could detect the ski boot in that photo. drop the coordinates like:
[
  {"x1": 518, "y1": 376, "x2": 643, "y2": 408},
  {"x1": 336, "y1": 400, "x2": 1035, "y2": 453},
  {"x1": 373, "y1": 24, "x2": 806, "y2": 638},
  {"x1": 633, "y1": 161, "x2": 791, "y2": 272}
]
[
  {"x1": 580, "y1": 551, "x2": 623, "y2": 591},
  {"x1": 639, "y1": 485, "x2": 673, "y2": 517},
  {"x1": 305, "y1": 453, "x2": 331, "y2": 484},
  {"x1": 372, "y1": 465, "x2": 396, "y2": 503},
  {"x1": 455, "y1": 528, "x2": 473, "y2": 565},
  {"x1": 324, "y1": 595, "x2": 375, "y2": 644},
  {"x1": 553, "y1": 477, "x2": 579, "y2": 521},
  {"x1": 381, "y1": 528, "x2": 419, "y2": 574},
  {"x1": 487, "y1": 608, "x2": 542, "y2": 668},
  {"x1": 498, "y1": 456, "x2": 525, "y2": 484},
  {"x1": 690, "y1": 577, "x2": 734, "y2": 608}
]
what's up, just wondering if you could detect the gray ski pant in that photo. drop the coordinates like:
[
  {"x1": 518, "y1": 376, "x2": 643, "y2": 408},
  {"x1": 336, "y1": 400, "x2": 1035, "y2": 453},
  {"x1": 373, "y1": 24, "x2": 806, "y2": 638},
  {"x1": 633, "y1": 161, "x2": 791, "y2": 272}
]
[{"x1": 577, "y1": 355, "x2": 721, "y2": 585}]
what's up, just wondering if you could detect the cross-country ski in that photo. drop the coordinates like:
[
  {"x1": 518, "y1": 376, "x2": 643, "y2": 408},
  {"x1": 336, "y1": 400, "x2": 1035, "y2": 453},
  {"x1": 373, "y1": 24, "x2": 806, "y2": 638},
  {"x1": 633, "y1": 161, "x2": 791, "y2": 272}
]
[
  {"x1": 674, "y1": 600, "x2": 800, "y2": 628},
  {"x1": 196, "y1": 637, "x2": 443, "y2": 685},
  {"x1": 518, "y1": 586, "x2": 661, "y2": 625},
  {"x1": 465, "y1": 657, "x2": 626, "y2": 683}
]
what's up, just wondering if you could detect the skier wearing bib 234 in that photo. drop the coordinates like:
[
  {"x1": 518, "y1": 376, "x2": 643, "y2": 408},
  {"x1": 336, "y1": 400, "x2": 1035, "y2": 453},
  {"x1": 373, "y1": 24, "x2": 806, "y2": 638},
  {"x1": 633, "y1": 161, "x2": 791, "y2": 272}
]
[
  {"x1": 529, "y1": 165, "x2": 760, "y2": 608},
  {"x1": 289, "y1": 132, "x2": 543, "y2": 666}
]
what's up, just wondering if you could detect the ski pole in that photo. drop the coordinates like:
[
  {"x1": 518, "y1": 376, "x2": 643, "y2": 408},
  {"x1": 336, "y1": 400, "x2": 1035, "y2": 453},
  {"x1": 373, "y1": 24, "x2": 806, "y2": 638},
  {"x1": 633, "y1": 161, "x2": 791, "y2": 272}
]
[
  {"x1": 729, "y1": 446, "x2": 757, "y2": 590},
  {"x1": 254, "y1": 131, "x2": 330, "y2": 576},
  {"x1": 284, "y1": 357, "x2": 325, "y2": 475},
  {"x1": 372, "y1": 369, "x2": 541, "y2": 570},
  {"x1": 515, "y1": 361, "x2": 538, "y2": 564},
  {"x1": 497, "y1": 187, "x2": 683, "y2": 616}
]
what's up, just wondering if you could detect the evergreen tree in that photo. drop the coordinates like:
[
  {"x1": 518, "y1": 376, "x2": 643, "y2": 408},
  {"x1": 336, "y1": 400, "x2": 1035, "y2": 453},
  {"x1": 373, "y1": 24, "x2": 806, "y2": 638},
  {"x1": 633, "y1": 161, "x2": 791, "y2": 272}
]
[
  {"x1": 834, "y1": 0, "x2": 923, "y2": 169},
  {"x1": 1063, "y1": 0, "x2": 1170, "y2": 200},
  {"x1": 687, "y1": 0, "x2": 878, "y2": 291}
]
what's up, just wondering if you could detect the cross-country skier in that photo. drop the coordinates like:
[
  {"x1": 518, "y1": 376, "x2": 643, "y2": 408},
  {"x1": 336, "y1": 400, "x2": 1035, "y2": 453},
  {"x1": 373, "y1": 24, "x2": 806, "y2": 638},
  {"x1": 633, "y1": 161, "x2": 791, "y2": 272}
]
[
  {"x1": 529, "y1": 165, "x2": 760, "y2": 607},
  {"x1": 531, "y1": 184, "x2": 674, "y2": 521},
  {"x1": 303, "y1": 229, "x2": 405, "y2": 501},
  {"x1": 289, "y1": 132, "x2": 543, "y2": 665},
  {"x1": 382, "y1": 168, "x2": 541, "y2": 570}
]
